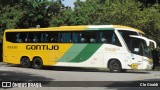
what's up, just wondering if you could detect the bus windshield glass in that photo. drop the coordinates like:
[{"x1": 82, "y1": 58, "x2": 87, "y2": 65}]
[
  {"x1": 143, "y1": 42, "x2": 152, "y2": 58},
  {"x1": 131, "y1": 38, "x2": 152, "y2": 58},
  {"x1": 118, "y1": 30, "x2": 139, "y2": 52}
]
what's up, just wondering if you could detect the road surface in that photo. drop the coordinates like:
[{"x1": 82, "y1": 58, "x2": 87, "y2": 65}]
[{"x1": 0, "y1": 63, "x2": 160, "y2": 90}]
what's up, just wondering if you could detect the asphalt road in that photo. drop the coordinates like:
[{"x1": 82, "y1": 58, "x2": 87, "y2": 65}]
[{"x1": 0, "y1": 62, "x2": 160, "y2": 90}]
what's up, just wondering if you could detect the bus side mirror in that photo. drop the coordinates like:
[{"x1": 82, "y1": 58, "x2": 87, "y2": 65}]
[{"x1": 134, "y1": 48, "x2": 139, "y2": 53}]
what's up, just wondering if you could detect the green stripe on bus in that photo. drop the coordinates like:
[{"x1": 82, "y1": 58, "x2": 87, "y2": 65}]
[
  {"x1": 57, "y1": 44, "x2": 87, "y2": 62},
  {"x1": 69, "y1": 44, "x2": 102, "y2": 62},
  {"x1": 85, "y1": 28, "x2": 114, "y2": 30}
]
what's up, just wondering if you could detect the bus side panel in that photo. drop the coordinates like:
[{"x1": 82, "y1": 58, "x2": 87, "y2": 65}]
[
  {"x1": 102, "y1": 44, "x2": 131, "y2": 69},
  {"x1": 48, "y1": 44, "x2": 73, "y2": 66}
]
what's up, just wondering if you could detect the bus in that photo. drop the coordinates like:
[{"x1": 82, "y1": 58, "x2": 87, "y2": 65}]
[{"x1": 3, "y1": 25, "x2": 156, "y2": 72}]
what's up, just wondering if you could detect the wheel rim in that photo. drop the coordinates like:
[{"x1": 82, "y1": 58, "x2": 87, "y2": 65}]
[
  {"x1": 23, "y1": 60, "x2": 28, "y2": 66},
  {"x1": 110, "y1": 61, "x2": 120, "y2": 71},
  {"x1": 112, "y1": 62, "x2": 119, "y2": 70},
  {"x1": 33, "y1": 59, "x2": 42, "y2": 68},
  {"x1": 21, "y1": 58, "x2": 30, "y2": 67},
  {"x1": 34, "y1": 60, "x2": 41, "y2": 67}
]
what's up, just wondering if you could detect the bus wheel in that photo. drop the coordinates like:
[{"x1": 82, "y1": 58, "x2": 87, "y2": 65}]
[
  {"x1": 21, "y1": 57, "x2": 31, "y2": 68},
  {"x1": 108, "y1": 60, "x2": 122, "y2": 73},
  {"x1": 32, "y1": 57, "x2": 43, "y2": 69}
]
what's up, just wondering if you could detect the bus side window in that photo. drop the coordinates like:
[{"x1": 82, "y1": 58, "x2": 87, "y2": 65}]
[
  {"x1": 102, "y1": 31, "x2": 121, "y2": 46},
  {"x1": 50, "y1": 33, "x2": 58, "y2": 43},
  {"x1": 100, "y1": 32, "x2": 107, "y2": 43},
  {"x1": 89, "y1": 32, "x2": 98, "y2": 43},
  {"x1": 99, "y1": 31, "x2": 107, "y2": 43},
  {"x1": 111, "y1": 33, "x2": 121, "y2": 46},
  {"x1": 72, "y1": 32, "x2": 79, "y2": 43},
  {"x1": 40, "y1": 33, "x2": 44, "y2": 42},
  {"x1": 33, "y1": 33, "x2": 39, "y2": 43},
  {"x1": 80, "y1": 32, "x2": 97, "y2": 43},
  {"x1": 96, "y1": 32, "x2": 101, "y2": 43},
  {"x1": 61, "y1": 32, "x2": 71, "y2": 43},
  {"x1": 111, "y1": 33, "x2": 116, "y2": 43},
  {"x1": 16, "y1": 33, "x2": 23, "y2": 43},
  {"x1": 44, "y1": 33, "x2": 49, "y2": 42},
  {"x1": 57, "y1": 33, "x2": 61, "y2": 42},
  {"x1": 103, "y1": 31, "x2": 113, "y2": 43},
  {"x1": 25, "y1": 33, "x2": 30, "y2": 43},
  {"x1": 80, "y1": 33, "x2": 86, "y2": 43},
  {"x1": 6, "y1": 32, "x2": 16, "y2": 43}
]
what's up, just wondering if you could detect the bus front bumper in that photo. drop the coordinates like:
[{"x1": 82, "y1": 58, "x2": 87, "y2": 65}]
[{"x1": 145, "y1": 61, "x2": 153, "y2": 70}]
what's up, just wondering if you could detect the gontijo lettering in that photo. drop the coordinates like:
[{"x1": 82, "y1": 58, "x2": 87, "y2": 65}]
[{"x1": 26, "y1": 45, "x2": 59, "y2": 50}]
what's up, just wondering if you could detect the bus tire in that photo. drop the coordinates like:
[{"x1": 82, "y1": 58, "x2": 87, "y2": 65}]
[
  {"x1": 32, "y1": 57, "x2": 43, "y2": 69},
  {"x1": 21, "y1": 57, "x2": 31, "y2": 68},
  {"x1": 108, "y1": 59, "x2": 122, "y2": 73}
]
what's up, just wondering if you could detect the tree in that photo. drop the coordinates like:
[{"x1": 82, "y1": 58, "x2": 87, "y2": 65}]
[
  {"x1": 0, "y1": 0, "x2": 160, "y2": 45},
  {"x1": 71, "y1": 0, "x2": 160, "y2": 45},
  {"x1": 0, "y1": 0, "x2": 64, "y2": 29},
  {"x1": 0, "y1": 0, "x2": 64, "y2": 42}
]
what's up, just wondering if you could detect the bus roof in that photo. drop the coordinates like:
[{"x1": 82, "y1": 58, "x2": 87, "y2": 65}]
[
  {"x1": 113, "y1": 25, "x2": 145, "y2": 34},
  {"x1": 5, "y1": 25, "x2": 145, "y2": 34}
]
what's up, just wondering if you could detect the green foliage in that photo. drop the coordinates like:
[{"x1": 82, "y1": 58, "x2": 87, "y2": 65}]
[
  {"x1": 72, "y1": 0, "x2": 160, "y2": 45},
  {"x1": 16, "y1": 0, "x2": 62, "y2": 28},
  {"x1": 0, "y1": 0, "x2": 64, "y2": 29},
  {"x1": 50, "y1": 7, "x2": 74, "y2": 26},
  {"x1": 0, "y1": 5, "x2": 23, "y2": 29}
]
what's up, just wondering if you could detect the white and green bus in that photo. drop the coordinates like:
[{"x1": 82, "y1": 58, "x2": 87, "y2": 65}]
[{"x1": 3, "y1": 25, "x2": 156, "y2": 72}]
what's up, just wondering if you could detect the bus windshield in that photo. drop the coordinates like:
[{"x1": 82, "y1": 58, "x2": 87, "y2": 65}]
[
  {"x1": 118, "y1": 30, "x2": 156, "y2": 58},
  {"x1": 143, "y1": 42, "x2": 152, "y2": 58},
  {"x1": 130, "y1": 37, "x2": 152, "y2": 58},
  {"x1": 130, "y1": 38, "x2": 143, "y2": 56}
]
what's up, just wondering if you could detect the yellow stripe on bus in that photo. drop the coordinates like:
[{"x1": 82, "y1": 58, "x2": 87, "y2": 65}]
[{"x1": 113, "y1": 25, "x2": 145, "y2": 34}]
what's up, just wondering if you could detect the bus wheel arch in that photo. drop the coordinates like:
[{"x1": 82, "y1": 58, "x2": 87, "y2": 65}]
[
  {"x1": 20, "y1": 56, "x2": 31, "y2": 68},
  {"x1": 108, "y1": 59, "x2": 122, "y2": 73},
  {"x1": 32, "y1": 56, "x2": 43, "y2": 69}
]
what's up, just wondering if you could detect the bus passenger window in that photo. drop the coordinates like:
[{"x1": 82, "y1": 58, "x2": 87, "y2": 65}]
[
  {"x1": 100, "y1": 32, "x2": 107, "y2": 43},
  {"x1": 79, "y1": 31, "x2": 99, "y2": 43},
  {"x1": 61, "y1": 33, "x2": 71, "y2": 43},
  {"x1": 16, "y1": 33, "x2": 22, "y2": 43},
  {"x1": 58, "y1": 33, "x2": 61, "y2": 42},
  {"x1": 44, "y1": 33, "x2": 49, "y2": 42},
  {"x1": 40, "y1": 33, "x2": 44, "y2": 42},
  {"x1": 25, "y1": 33, "x2": 30, "y2": 43},
  {"x1": 102, "y1": 31, "x2": 121, "y2": 46},
  {"x1": 111, "y1": 33, "x2": 116, "y2": 43},
  {"x1": 90, "y1": 33, "x2": 96, "y2": 43},
  {"x1": 40, "y1": 33, "x2": 49, "y2": 43},
  {"x1": 72, "y1": 33, "x2": 79, "y2": 43},
  {"x1": 50, "y1": 33, "x2": 58, "y2": 43},
  {"x1": 111, "y1": 33, "x2": 121, "y2": 46},
  {"x1": 80, "y1": 33, "x2": 86, "y2": 43},
  {"x1": 33, "y1": 33, "x2": 39, "y2": 43},
  {"x1": 6, "y1": 32, "x2": 17, "y2": 43}
]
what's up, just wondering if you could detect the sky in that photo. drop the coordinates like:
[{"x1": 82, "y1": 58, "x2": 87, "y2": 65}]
[{"x1": 62, "y1": 0, "x2": 86, "y2": 8}]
